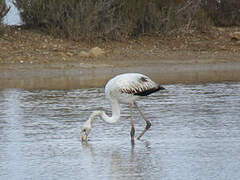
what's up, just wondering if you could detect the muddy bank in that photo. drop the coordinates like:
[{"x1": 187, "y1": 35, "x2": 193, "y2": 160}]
[
  {"x1": 1, "y1": 61, "x2": 240, "y2": 90},
  {"x1": 1, "y1": 26, "x2": 240, "y2": 89}
]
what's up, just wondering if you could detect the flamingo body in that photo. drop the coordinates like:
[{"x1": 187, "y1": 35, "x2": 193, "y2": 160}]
[
  {"x1": 105, "y1": 73, "x2": 164, "y2": 104},
  {"x1": 81, "y1": 73, "x2": 165, "y2": 142}
]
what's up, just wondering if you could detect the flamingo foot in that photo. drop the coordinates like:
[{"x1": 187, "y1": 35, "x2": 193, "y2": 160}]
[{"x1": 137, "y1": 121, "x2": 151, "y2": 140}]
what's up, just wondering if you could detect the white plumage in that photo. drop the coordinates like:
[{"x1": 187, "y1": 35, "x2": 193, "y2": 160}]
[
  {"x1": 105, "y1": 73, "x2": 160, "y2": 103},
  {"x1": 81, "y1": 73, "x2": 165, "y2": 143}
]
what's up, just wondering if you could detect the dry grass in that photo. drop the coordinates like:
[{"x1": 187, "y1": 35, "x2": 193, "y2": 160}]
[
  {"x1": 0, "y1": 0, "x2": 10, "y2": 34},
  {"x1": 202, "y1": 0, "x2": 240, "y2": 27},
  {"x1": 0, "y1": 25, "x2": 240, "y2": 65},
  {"x1": 14, "y1": 0, "x2": 214, "y2": 41},
  {"x1": 0, "y1": 0, "x2": 9, "y2": 21}
]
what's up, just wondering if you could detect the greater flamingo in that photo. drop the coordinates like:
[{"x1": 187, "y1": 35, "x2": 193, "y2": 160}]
[{"x1": 81, "y1": 73, "x2": 165, "y2": 142}]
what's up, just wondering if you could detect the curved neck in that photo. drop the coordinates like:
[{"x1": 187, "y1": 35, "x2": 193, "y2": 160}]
[{"x1": 88, "y1": 99, "x2": 120, "y2": 125}]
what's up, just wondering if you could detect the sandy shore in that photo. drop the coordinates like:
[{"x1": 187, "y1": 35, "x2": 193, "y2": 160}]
[
  {"x1": 1, "y1": 58, "x2": 240, "y2": 90},
  {"x1": 1, "y1": 27, "x2": 240, "y2": 89}
]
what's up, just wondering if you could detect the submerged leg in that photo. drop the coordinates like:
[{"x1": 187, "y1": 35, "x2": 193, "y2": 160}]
[
  {"x1": 130, "y1": 103, "x2": 135, "y2": 143},
  {"x1": 134, "y1": 102, "x2": 151, "y2": 140}
]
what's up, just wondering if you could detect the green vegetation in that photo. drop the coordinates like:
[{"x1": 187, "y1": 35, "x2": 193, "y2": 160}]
[
  {"x1": 13, "y1": 0, "x2": 240, "y2": 40},
  {"x1": 202, "y1": 0, "x2": 240, "y2": 27},
  {"x1": 0, "y1": 0, "x2": 9, "y2": 22},
  {"x1": 0, "y1": 0, "x2": 10, "y2": 34}
]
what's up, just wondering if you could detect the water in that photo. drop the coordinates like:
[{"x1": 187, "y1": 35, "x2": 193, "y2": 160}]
[
  {"x1": 3, "y1": 0, "x2": 23, "y2": 26},
  {"x1": 0, "y1": 83, "x2": 240, "y2": 180}
]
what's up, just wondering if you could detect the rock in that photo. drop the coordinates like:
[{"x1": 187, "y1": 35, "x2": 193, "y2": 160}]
[
  {"x1": 79, "y1": 47, "x2": 105, "y2": 58},
  {"x1": 216, "y1": 27, "x2": 225, "y2": 32},
  {"x1": 89, "y1": 47, "x2": 105, "y2": 57},
  {"x1": 218, "y1": 45, "x2": 227, "y2": 50},
  {"x1": 230, "y1": 32, "x2": 240, "y2": 41},
  {"x1": 66, "y1": 52, "x2": 74, "y2": 57},
  {"x1": 79, "y1": 51, "x2": 90, "y2": 58}
]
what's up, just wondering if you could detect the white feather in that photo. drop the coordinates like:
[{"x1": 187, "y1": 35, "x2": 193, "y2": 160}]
[{"x1": 105, "y1": 73, "x2": 159, "y2": 103}]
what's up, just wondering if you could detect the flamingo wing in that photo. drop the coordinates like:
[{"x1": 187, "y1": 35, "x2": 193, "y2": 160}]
[{"x1": 117, "y1": 74, "x2": 165, "y2": 96}]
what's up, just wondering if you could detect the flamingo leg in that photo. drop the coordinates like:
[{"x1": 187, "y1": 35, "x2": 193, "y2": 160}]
[
  {"x1": 134, "y1": 102, "x2": 151, "y2": 140},
  {"x1": 130, "y1": 103, "x2": 135, "y2": 143}
]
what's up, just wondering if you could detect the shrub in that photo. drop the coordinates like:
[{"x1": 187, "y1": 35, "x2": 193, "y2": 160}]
[
  {"x1": 14, "y1": 0, "x2": 211, "y2": 40},
  {"x1": 202, "y1": 0, "x2": 240, "y2": 26},
  {"x1": 0, "y1": 0, "x2": 10, "y2": 24},
  {"x1": 0, "y1": 0, "x2": 10, "y2": 35}
]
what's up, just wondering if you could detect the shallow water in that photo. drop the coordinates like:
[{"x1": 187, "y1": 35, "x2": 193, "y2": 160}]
[{"x1": 0, "y1": 83, "x2": 240, "y2": 180}]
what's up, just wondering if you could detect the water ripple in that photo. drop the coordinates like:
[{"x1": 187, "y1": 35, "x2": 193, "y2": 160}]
[{"x1": 0, "y1": 83, "x2": 240, "y2": 180}]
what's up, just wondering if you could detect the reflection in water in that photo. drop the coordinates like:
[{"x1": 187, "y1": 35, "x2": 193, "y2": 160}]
[
  {"x1": 0, "y1": 83, "x2": 240, "y2": 180},
  {"x1": 81, "y1": 140, "x2": 154, "y2": 180}
]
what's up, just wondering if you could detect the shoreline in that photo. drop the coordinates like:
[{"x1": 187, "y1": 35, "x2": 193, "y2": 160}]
[
  {"x1": 1, "y1": 61, "x2": 240, "y2": 90},
  {"x1": 1, "y1": 27, "x2": 240, "y2": 90}
]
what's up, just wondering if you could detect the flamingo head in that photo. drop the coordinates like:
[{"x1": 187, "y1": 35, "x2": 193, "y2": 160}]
[
  {"x1": 81, "y1": 111, "x2": 102, "y2": 142},
  {"x1": 81, "y1": 121, "x2": 92, "y2": 142}
]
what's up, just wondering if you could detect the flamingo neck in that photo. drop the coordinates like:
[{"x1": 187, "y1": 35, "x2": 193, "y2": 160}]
[{"x1": 88, "y1": 99, "x2": 120, "y2": 125}]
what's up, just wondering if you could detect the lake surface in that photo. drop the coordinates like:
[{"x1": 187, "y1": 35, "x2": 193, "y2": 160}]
[{"x1": 0, "y1": 83, "x2": 240, "y2": 180}]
